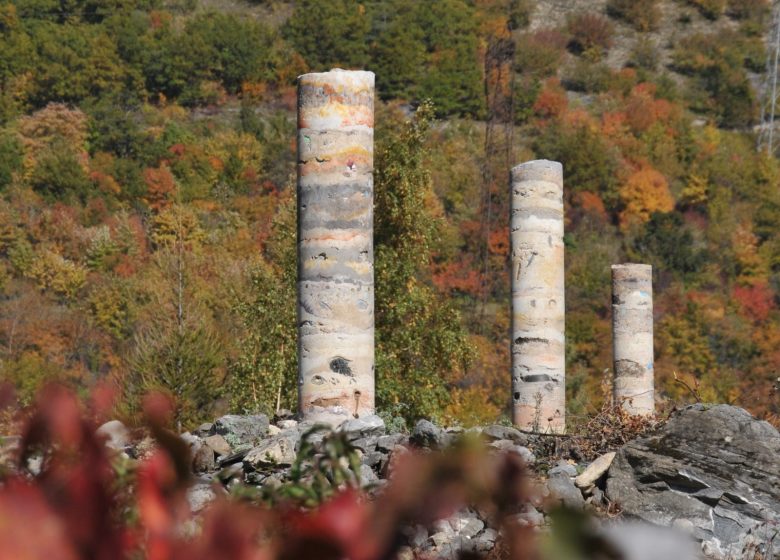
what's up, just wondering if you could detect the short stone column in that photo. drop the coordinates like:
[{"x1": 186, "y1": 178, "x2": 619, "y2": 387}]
[
  {"x1": 510, "y1": 160, "x2": 565, "y2": 433},
  {"x1": 611, "y1": 264, "x2": 654, "y2": 415},
  {"x1": 297, "y1": 70, "x2": 375, "y2": 424}
]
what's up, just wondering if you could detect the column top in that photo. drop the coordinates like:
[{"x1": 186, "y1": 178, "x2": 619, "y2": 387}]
[
  {"x1": 298, "y1": 69, "x2": 375, "y2": 87},
  {"x1": 611, "y1": 263, "x2": 653, "y2": 275},
  {"x1": 511, "y1": 160, "x2": 563, "y2": 185}
]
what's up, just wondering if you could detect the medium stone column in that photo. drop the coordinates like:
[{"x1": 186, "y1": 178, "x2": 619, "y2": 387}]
[
  {"x1": 297, "y1": 70, "x2": 375, "y2": 425},
  {"x1": 510, "y1": 160, "x2": 565, "y2": 433},
  {"x1": 611, "y1": 264, "x2": 654, "y2": 415}
]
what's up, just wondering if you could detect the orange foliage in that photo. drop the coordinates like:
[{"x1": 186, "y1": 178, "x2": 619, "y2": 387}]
[
  {"x1": 143, "y1": 165, "x2": 177, "y2": 211},
  {"x1": 431, "y1": 259, "x2": 482, "y2": 296},
  {"x1": 619, "y1": 163, "x2": 675, "y2": 227},
  {"x1": 533, "y1": 79, "x2": 567, "y2": 118},
  {"x1": 574, "y1": 191, "x2": 608, "y2": 221}
]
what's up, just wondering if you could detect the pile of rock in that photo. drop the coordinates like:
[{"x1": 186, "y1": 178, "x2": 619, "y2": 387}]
[{"x1": 81, "y1": 404, "x2": 780, "y2": 560}]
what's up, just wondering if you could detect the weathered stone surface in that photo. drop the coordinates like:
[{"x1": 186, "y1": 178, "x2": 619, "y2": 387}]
[
  {"x1": 546, "y1": 472, "x2": 585, "y2": 510},
  {"x1": 203, "y1": 434, "x2": 231, "y2": 457},
  {"x1": 575, "y1": 452, "x2": 615, "y2": 489},
  {"x1": 549, "y1": 460, "x2": 578, "y2": 477},
  {"x1": 211, "y1": 414, "x2": 269, "y2": 447},
  {"x1": 376, "y1": 433, "x2": 407, "y2": 452},
  {"x1": 481, "y1": 424, "x2": 529, "y2": 445},
  {"x1": 96, "y1": 420, "x2": 130, "y2": 451},
  {"x1": 605, "y1": 404, "x2": 780, "y2": 559},
  {"x1": 340, "y1": 414, "x2": 385, "y2": 439},
  {"x1": 297, "y1": 69, "x2": 376, "y2": 425},
  {"x1": 244, "y1": 434, "x2": 298, "y2": 468},
  {"x1": 612, "y1": 264, "x2": 654, "y2": 415},
  {"x1": 410, "y1": 419, "x2": 450, "y2": 448},
  {"x1": 489, "y1": 439, "x2": 535, "y2": 464},
  {"x1": 599, "y1": 522, "x2": 700, "y2": 560},
  {"x1": 187, "y1": 479, "x2": 220, "y2": 513},
  {"x1": 510, "y1": 160, "x2": 565, "y2": 434},
  {"x1": 192, "y1": 442, "x2": 216, "y2": 472}
]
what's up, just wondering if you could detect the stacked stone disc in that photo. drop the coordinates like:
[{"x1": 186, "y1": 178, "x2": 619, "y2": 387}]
[
  {"x1": 611, "y1": 264, "x2": 654, "y2": 415},
  {"x1": 297, "y1": 70, "x2": 375, "y2": 425},
  {"x1": 510, "y1": 160, "x2": 565, "y2": 434}
]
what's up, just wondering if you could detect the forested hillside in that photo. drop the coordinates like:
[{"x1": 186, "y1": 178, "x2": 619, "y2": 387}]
[{"x1": 0, "y1": 0, "x2": 778, "y2": 429}]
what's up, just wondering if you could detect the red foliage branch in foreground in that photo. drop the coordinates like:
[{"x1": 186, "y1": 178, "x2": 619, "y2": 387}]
[{"x1": 0, "y1": 386, "x2": 535, "y2": 560}]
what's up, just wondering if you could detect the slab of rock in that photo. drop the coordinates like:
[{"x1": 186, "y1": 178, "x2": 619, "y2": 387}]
[
  {"x1": 575, "y1": 452, "x2": 615, "y2": 488},
  {"x1": 96, "y1": 420, "x2": 130, "y2": 451},
  {"x1": 244, "y1": 434, "x2": 298, "y2": 468},
  {"x1": 340, "y1": 414, "x2": 385, "y2": 439},
  {"x1": 211, "y1": 414, "x2": 269, "y2": 447},
  {"x1": 606, "y1": 404, "x2": 780, "y2": 559},
  {"x1": 481, "y1": 425, "x2": 529, "y2": 445}
]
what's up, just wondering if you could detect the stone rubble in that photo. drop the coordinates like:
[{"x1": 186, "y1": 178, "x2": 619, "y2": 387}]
[{"x1": 79, "y1": 404, "x2": 780, "y2": 559}]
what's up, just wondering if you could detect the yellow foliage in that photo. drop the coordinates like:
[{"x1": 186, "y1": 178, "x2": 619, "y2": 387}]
[
  {"x1": 203, "y1": 131, "x2": 263, "y2": 173},
  {"x1": 680, "y1": 173, "x2": 709, "y2": 206},
  {"x1": 16, "y1": 103, "x2": 89, "y2": 178},
  {"x1": 619, "y1": 164, "x2": 674, "y2": 227},
  {"x1": 444, "y1": 384, "x2": 502, "y2": 427},
  {"x1": 732, "y1": 224, "x2": 769, "y2": 285},
  {"x1": 26, "y1": 249, "x2": 87, "y2": 299},
  {"x1": 150, "y1": 205, "x2": 205, "y2": 249}
]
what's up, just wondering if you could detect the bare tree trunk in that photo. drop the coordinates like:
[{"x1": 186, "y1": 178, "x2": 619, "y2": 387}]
[
  {"x1": 510, "y1": 160, "x2": 565, "y2": 433},
  {"x1": 612, "y1": 264, "x2": 654, "y2": 415},
  {"x1": 297, "y1": 70, "x2": 375, "y2": 425}
]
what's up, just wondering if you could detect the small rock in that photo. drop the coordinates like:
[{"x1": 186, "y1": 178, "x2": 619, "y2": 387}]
[
  {"x1": 244, "y1": 434, "x2": 297, "y2": 468},
  {"x1": 96, "y1": 420, "x2": 130, "y2": 451},
  {"x1": 549, "y1": 460, "x2": 578, "y2": 478},
  {"x1": 216, "y1": 463, "x2": 243, "y2": 483},
  {"x1": 211, "y1": 414, "x2": 269, "y2": 447},
  {"x1": 575, "y1": 452, "x2": 616, "y2": 489},
  {"x1": 410, "y1": 419, "x2": 449, "y2": 448},
  {"x1": 489, "y1": 440, "x2": 535, "y2": 464},
  {"x1": 396, "y1": 546, "x2": 414, "y2": 560},
  {"x1": 473, "y1": 528, "x2": 498, "y2": 553},
  {"x1": 277, "y1": 419, "x2": 298, "y2": 430},
  {"x1": 340, "y1": 414, "x2": 385, "y2": 439},
  {"x1": 187, "y1": 480, "x2": 219, "y2": 513},
  {"x1": 192, "y1": 442, "x2": 216, "y2": 472},
  {"x1": 481, "y1": 425, "x2": 528, "y2": 445},
  {"x1": 203, "y1": 434, "x2": 231, "y2": 457},
  {"x1": 273, "y1": 409, "x2": 295, "y2": 422},
  {"x1": 376, "y1": 433, "x2": 406, "y2": 452},
  {"x1": 431, "y1": 531, "x2": 453, "y2": 548},
  {"x1": 359, "y1": 463, "x2": 378, "y2": 485},
  {"x1": 361, "y1": 451, "x2": 385, "y2": 468},
  {"x1": 267, "y1": 425, "x2": 281, "y2": 436},
  {"x1": 546, "y1": 472, "x2": 585, "y2": 510},
  {"x1": 194, "y1": 423, "x2": 213, "y2": 437},
  {"x1": 511, "y1": 504, "x2": 544, "y2": 527},
  {"x1": 454, "y1": 517, "x2": 484, "y2": 539}
]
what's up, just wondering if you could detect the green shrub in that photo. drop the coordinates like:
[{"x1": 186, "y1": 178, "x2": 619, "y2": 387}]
[
  {"x1": 607, "y1": 0, "x2": 661, "y2": 31},
  {"x1": 686, "y1": 0, "x2": 726, "y2": 19},
  {"x1": 727, "y1": 0, "x2": 769, "y2": 20},
  {"x1": 628, "y1": 37, "x2": 661, "y2": 71}
]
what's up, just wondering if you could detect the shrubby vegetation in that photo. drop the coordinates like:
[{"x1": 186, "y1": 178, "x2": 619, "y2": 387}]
[{"x1": 0, "y1": 0, "x2": 778, "y2": 429}]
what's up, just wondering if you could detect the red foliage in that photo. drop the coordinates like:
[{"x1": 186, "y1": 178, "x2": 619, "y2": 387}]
[
  {"x1": 432, "y1": 259, "x2": 482, "y2": 296},
  {"x1": 0, "y1": 387, "x2": 534, "y2": 560},
  {"x1": 533, "y1": 79, "x2": 567, "y2": 118},
  {"x1": 733, "y1": 282, "x2": 776, "y2": 322}
]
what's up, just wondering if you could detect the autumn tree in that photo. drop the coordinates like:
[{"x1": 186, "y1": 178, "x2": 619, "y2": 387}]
[{"x1": 374, "y1": 102, "x2": 473, "y2": 423}]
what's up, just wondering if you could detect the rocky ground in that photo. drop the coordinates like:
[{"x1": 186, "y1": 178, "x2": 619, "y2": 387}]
[{"x1": 4, "y1": 404, "x2": 778, "y2": 559}]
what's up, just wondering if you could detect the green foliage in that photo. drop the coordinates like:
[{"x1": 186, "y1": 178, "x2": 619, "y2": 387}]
[
  {"x1": 29, "y1": 138, "x2": 92, "y2": 201},
  {"x1": 0, "y1": 130, "x2": 22, "y2": 188},
  {"x1": 283, "y1": 0, "x2": 370, "y2": 70},
  {"x1": 631, "y1": 212, "x2": 708, "y2": 279},
  {"x1": 374, "y1": 102, "x2": 473, "y2": 423},
  {"x1": 228, "y1": 199, "x2": 297, "y2": 416},
  {"x1": 672, "y1": 31, "x2": 756, "y2": 127},
  {"x1": 533, "y1": 121, "x2": 621, "y2": 206}
]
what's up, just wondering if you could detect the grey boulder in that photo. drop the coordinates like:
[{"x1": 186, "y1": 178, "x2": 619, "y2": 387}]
[{"x1": 606, "y1": 404, "x2": 780, "y2": 559}]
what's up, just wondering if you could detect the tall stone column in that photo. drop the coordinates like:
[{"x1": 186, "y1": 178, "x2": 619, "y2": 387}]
[
  {"x1": 510, "y1": 160, "x2": 565, "y2": 433},
  {"x1": 611, "y1": 264, "x2": 654, "y2": 415},
  {"x1": 297, "y1": 70, "x2": 375, "y2": 425}
]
